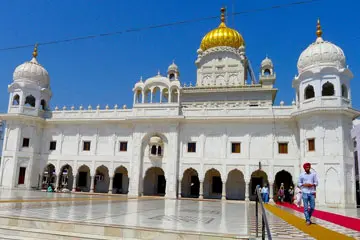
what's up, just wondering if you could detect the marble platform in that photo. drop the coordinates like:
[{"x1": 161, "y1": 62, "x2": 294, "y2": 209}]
[{"x1": 0, "y1": 190, "x2": 314, "y2": 239}]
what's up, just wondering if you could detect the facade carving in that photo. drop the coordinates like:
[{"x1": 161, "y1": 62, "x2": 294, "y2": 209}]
[{"x1": 0, "y1": 10, "x2": 358, "y2": 207}]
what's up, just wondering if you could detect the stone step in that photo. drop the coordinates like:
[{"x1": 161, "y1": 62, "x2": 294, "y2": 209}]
[
  {"x1": 0, "y1": 225, "x2": 126, "y2": 240},
  {"x1": 0, "y1": 215, "x2": 248, "y2": 239}
]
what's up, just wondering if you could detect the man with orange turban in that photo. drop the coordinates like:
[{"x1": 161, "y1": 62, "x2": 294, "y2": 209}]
[{"x1": 298, "y1": 162, "x2": 318, "y2": 225}]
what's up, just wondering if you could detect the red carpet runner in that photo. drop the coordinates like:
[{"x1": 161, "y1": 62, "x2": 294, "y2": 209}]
[{"x1": 277, "y1": 202, "x2": 360, "y2": 232}]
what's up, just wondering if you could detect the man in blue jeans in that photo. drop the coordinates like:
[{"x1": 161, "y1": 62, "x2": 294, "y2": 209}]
[{"x1": 298, "y1": 162, "x2": 318, "y2": 225}]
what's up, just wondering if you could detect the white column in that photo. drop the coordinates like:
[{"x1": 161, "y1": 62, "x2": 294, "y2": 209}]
[
  {"x1": 55, "y1": 175, "x2": 59, "y2": 190},
  {"x1": 269, "y1": 181, "x2": 274, "y2": 202},
  {"x1": 108, "y1": 177, "x2": 113, "y2": 194},
  {"x1": 199, "y1": 181, "x2": 204, "y2": 199},
  {"x1": 141, "y1": 90, "x2": 145, "y2": 103},
  {"x1": 168, "y1": 91, "x2": 172, "y2": 103},
  {"x1": 245, "y1": 181, "x2": 249, "y2": 201},
  {"x1": 222, "y1": 182, "x2": 226, "y2": 200},
  {"x1": 72, "y1": 175, "x2": 77, "y2": 192},
  {"x1": 90, "y1": 176, "x2": 95, "y2": 193},
  {"x1": 178, "y1": 179, "x2": 182, "y2": 198}
]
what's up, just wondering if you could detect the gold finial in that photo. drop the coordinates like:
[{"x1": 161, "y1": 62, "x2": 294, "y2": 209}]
[
  {"x1": 316, "y1": 18, "x2": 322, "y2": 38},
  {"x1": 32, "y1": 43, "x2": 38, "y2": 58},
  {"x1": 220, "y1": 7, "x2": 226, "y2": 23}
]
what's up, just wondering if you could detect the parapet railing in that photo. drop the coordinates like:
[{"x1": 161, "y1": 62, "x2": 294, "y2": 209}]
[{"x1": 255, "y1": 185, "x2": 272, "y2": 240}]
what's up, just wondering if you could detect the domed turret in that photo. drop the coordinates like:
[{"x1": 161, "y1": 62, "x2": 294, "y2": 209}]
[
  {"x1": 167, "y1": 61, "x2": 180, "y2": 81},
  {"x1": 13, "y1": 44, "x2": 50, "y2": 88},
  {"x1": 297, "y1": 19, "x2": 346, "y2": 74},
  {"x1": 8, "y1": 44, "x2": 52, "y2": 116},
  {"x1": 200, "y1": 8, "x2": 245, "y2": 51},
  {"x1": 261, "y1": 57, "x2": 273, "y2": 69}
]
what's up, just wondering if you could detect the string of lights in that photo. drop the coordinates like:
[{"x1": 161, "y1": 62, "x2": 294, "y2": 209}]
[{"x1": 0, "y1": 0, "x2": 321, "y2": 52}]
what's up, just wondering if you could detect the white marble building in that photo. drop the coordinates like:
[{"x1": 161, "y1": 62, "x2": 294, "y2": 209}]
[{"x1": 0, "y1": 9, "x2": 358, "y2": 208}]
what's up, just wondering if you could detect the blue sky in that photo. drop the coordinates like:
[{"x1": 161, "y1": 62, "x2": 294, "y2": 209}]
[{"x1": 0, "y1": 0, "x2": 359, "y2": 112}]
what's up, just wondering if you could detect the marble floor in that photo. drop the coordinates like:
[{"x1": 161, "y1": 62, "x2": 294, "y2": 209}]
[{"x1": 0, "y1": 190, "x2": 355, "y2": 239}]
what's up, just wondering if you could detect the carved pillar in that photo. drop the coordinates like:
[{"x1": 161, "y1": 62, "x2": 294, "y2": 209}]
[
  {"x1": 90, "y1": 176, "x2": 95, "y2": 193},
  {"x1": 108, "y1": 177, "x2": 113, "y2": 194},
  {"x1": 269, "y1": 181, "x2": 274, "y2": 202},
  {"x1": 199, "y1": 181, "x2": 204, "y2": 199},
  {"x1": 72, "y1": 175, "x2": 77, "y2": 192},
  {"x1": 245, "y1": 180, "x2": 250, "y2": 201},
  {"x1": 168, "y1": 91, "x2": 172, "y2": 103},
  {"x1": 55, "y1": 175, "x2": 59, "y2": 190},
  {"x1": 141, "y1": 90, "x2": 145, "y2": 103},
  {"x1": 222, "y1": 182, "x2": 226, "y2": 200},
  {"x1": 178, "y1": 179, "x2": 182, "y2": 198}
]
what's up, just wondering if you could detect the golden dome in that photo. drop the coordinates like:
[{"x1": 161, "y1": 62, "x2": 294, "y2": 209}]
[{"x1": 200, "y1": 8, "x2": 244, "y2": 51}]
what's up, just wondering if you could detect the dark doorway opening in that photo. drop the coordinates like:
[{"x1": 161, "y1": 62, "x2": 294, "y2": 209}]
[
  {"x1": 157, "y1": 175, "x2": 166, "y2": 195},
  {"x1": 354, "y1": 151, "x2": 360, "y2": 208},
  {"x1": 190, "y1": 175, "x2": 200, "y2": 197},
  {"x1": 78, "y1": 172, "x2": 88, "y2": 187},
  {"x1": 18, "y1": 167, "x2": 26, "y2": 185},
  {"x1": 212, "y1": 176, "x2": 222, "y2": 194},
  {"x1": 274, "y1": 170, "x2": 294, "y2": 202},
  {"x1": 113, "y1": 173, "x2": 123, "y2": 193}
]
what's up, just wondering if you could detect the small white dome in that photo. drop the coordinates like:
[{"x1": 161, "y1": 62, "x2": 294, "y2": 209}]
[
  {"x1": 297, "y1": 20, "x2": 345, "y2": 73},
  {"x1": 144, "y1": 73, "x2": 169, "y2": 85},
  {"x1": 168, "y1": 62, "x2": 179, "y2": 72},
  {"x1": 13, "y1": 57, "x2": 49, "y2": 88},
  {"x1": 297, "y1": 38, "x2": 345, "y2": 73},
  {"x1": 261, "y1": 57, "x2": 273, "y2": 68},
  {"x1": 149, "y1": 136, "x2": 162, "y2": 145}
]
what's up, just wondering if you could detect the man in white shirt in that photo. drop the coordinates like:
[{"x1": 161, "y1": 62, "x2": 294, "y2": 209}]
[
  {"x1": 261, "y1": 184, "x2": 269, "y2": 203},
  {"x1": 298, "y1": 162, "x2": 318, "y2": 225}
]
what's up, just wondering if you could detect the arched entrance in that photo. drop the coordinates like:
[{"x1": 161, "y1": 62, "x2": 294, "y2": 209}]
[
  {"x1": 112, "y1": 166, "x2": 129, "y2": 194},
  {"x1": 204, "y1": 168, "x2": 222, "y2": 199},
  {"x1": 181, "y1": 168, "x2": 200, "y2": 198},
  {"x1": 226, "y1": 169, "x2": 245, "y2": 200},
  {"x1": 250, "y1": 170, "x2": 268, "y2": 201},
  {"x1": 77, "y1": 165, "x2": 91, "y2": 192},
  {"x1": 58, "y1": 164, "x2": 73, "y2": 191},
  {"x1": 274, "y1": 170, "x2": 294, "y2": 202},
  {"x1": 143, "y1": 167, "x2": 166, "y2": 196},
  {"x1": 41, "y1": 164, "x2": 56, "y2": 189},
  {"x1": 94, "y1": 165, "x2": 110, "y2": 193}
]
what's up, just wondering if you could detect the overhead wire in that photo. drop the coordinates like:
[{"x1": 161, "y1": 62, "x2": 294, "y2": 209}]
[{"x1": 0, "y1": 0, "x2": 321, "y2": 52}]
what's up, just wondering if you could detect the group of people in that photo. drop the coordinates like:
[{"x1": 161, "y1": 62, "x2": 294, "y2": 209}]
[{"x1": 256, "y1": 162, "x2": 318, "y2": 226}]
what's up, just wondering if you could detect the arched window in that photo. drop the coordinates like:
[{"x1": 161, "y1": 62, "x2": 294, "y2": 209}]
[
  {"x1": 25, "y1": 95, "x2": 36, "y2": 107},
  {"x1": 264, "y1": 69, "x2": 271, "y2": 75},
  {"x1": 136, "y1": 90, "x2": 143, "y2": 103},
  {"x1": 322, "y1": 82, "x2": 335, "y2": 96},
  {"x1": 341, "y1": 84, "x2": 348, "y2": 98},
  {"x1": 304, "y1": 85, "x2": 315, "y2": 100},
  {"x1": 151, "y1": 145, "x2": 157, "y2": 155},
  {"x1": 40, "y1": 99, "x2": 47, "y2": 110},
  {"x1": 161, "y1": 89, "x2": 168, "y2": 103},
  {"x1": 12, "y1": 94, "x2": 20, "y2": 105},
  {"x1": 144, "y1": 89, "x2": 151, "y2": 103},
  {"x1": 157, "y1": 146, "x2": 162, "y2": 156},
  {"x1": 169, "y1": 73, "x2": 175, "y2": 81}
]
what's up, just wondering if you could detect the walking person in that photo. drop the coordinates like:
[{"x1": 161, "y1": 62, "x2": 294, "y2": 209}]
[
  {"x1": 298, "y1": 162, "x2": 318, "y2": 225},
  {"x1": 288, "y1": 186, "x2": 294, "y2": 203},
  {"x1": 294, "y1": 186, "x2": 302, "y2": 207},
  {"x1": 261, "y1": 184, "x2": 269, "y2": 203},
  {"x1": 277, "y1": 185, "x2": 285, "y2": 203}
]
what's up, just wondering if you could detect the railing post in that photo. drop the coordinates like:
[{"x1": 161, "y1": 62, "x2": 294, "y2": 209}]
[
  {"x1": 262, "y1": 215, "x2": 265, "y2": 240},
  {"x1": 256, "y1": 190, "x2": 259, "y2": 238}
]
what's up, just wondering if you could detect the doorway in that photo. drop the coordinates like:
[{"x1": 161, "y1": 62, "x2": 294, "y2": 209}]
[
  {"x1": 190, "y1": 175, "x2": 200, "y2": 196},
  {"x1": 354, "y1": 151, "x2": 360, "y2": 208},
  {"x1": 157, "y1": 175, "x2": 166, "y2": 195}
]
